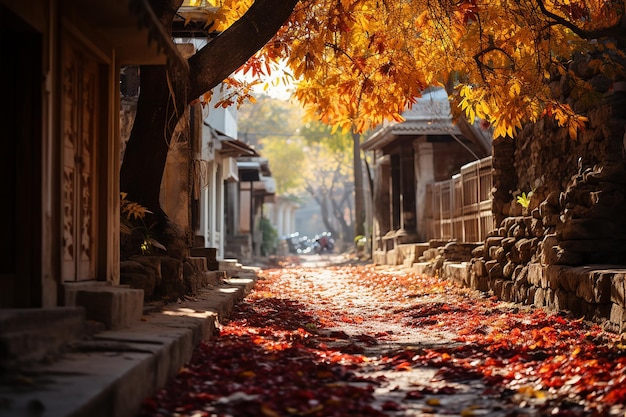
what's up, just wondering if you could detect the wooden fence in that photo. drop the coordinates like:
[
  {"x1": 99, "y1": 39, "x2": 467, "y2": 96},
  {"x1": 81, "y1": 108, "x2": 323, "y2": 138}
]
[{"x1": 425, "y1": 156, "x2": 494, "y2": 243}]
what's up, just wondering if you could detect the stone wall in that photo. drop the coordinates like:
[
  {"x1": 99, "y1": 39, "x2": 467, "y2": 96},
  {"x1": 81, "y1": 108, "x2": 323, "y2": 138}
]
[{"x1": 449, "y1": 53, "x2": 626, "y2": 332}]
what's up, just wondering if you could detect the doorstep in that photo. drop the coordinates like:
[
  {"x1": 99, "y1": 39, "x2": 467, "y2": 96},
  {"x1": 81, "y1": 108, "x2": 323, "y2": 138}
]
[{"x1": 0, "y1": 267, "x2": 258, "y2": 417}]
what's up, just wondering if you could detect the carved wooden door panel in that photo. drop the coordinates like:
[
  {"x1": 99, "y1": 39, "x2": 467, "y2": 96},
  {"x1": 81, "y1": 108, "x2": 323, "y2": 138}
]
[{"x1": 62, "y1": 39, "x2": 98, "y2": 281}]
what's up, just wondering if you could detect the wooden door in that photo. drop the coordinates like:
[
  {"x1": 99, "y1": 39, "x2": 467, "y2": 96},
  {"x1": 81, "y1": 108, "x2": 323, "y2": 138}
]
[{"x1": 62, "y1": 37, "x2": 99, "y2": 281}]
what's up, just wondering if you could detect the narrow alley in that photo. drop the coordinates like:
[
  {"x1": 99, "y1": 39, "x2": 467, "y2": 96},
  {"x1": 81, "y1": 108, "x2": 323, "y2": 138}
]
[{"x1": 138, "y1": 256, "x2": 626, "y2": 417}]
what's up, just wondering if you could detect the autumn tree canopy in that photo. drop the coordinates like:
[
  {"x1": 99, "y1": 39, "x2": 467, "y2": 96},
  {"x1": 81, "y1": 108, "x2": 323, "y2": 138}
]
[
  {"x1": 258, "y1": 0, "x2": 625, "y2": 138},
  {"x1": 122, "y1": 0, "x2": 626, "y2": 235}
]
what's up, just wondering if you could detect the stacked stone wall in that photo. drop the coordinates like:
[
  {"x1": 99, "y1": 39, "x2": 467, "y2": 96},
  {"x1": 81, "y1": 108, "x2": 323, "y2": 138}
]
[{"x1": 460, "y1": 54, "x2": 626, "y2": 332}]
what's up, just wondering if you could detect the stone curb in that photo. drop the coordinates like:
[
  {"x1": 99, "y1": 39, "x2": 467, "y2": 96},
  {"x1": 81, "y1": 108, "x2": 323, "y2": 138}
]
[{"x1": 0, "y1": 271, "x2": 257, "y2": 417}]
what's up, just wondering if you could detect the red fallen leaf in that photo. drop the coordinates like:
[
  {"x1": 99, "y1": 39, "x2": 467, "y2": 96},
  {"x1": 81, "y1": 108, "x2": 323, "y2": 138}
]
[
  {"x1": 431, "y1": 385, "x2": 458, "y2": 395},
  {"x1": 395, "y1": 361, "x2": 413, "y2": 371},
  {"x1": 189, "y1": 392, "x2": 218, "y2": 401},
  {"x1": 381, "y1": 400, "x2": 402, "y2": 411},
  {"x1": 261, "y1": 404, "x2": 281, "y2": 417},
  {"x1": 603, "y1": 385, "x2": 626, "y2": 404},
  {"x1": 340, "y1": 315, "x2": 355, "y2": 323},
  {"x1": 405, "y1": 390, "x2": 425, "y2": 399}
]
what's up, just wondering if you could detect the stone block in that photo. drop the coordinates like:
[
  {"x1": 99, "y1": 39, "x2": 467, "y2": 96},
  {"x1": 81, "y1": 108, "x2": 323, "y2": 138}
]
[
  {"x1": 485, "y1": 259, "x2": 498, "y2": 272},
  {"x1": 131, "y1": 256, "x2": 163, "y2": 286},
  {"x1": 503, "y1": 261, "x2": 516, "y2": 278},
  {"x1": 611, "y1": 273, "x2": 625, "y2": 306},
  {"x1": 540, "y1": 234, "x2": 560, "y2": 265},
  {"x1": 582, "y1": 301, "x2": 611, "y2": 323},
  {"x1": 444, "y1": 263, "x2": 469, "y2": 286},
  {"x1": 120, "y1": 260, "x2": 146, "y2": 275},
  {"x1": 186, "y1": 256, "x2": 208, "y2": 272},
  {"x1": 413, "y1": 262, "x2": 436, "y2": 276},
  {"x1": 473, "y1": 259, "x2": 486, "y2": 277},
  {"x1": 513, "y1": 265, "x2": 527, "y2": 284},
  {"x1": 502, "y1": 281, "x2": 514, "y2": 301},
  {"x1": 75, "y1": 287, "x2": 143, "y2": 330},
  {"x1": 373, "y1": 251, "x2": 387, "y2": 265},
  {"x1": 528, "y1": 286, "x2": 537, "y2": 305},
  {"x1": 542, "y1": 214, "x2": 561, "y2": 227},
  {"x1": 554, "y1": 248, "x2": 584, "y2": 266},
  {"x1": 485, "y1": 236, "x2": 504, "y2": 249},
  {"x1": 610, "y1": 303, "x2": 626, "y2": 332},
  {"x1": 471, "y1": 273, "x2": 490, "y2": 292},
  {"x1": 547, "y1": 288, "x2": 557, "y2": 309},
  {"x1": 512, "y1": 225, "x2": 526, "y2": 238},
  {"x1": 488, "y1": 245, "x2": 499, "y2": 260},
  {"x1": 560, "y1": 218, "x2": 614, "y2": 240},
  {"x1": 489, "y1": 262, "x2": 504, "y2": 280},
  {"x1": 501, "y1": 237, "x2": 516, "y2": 251},
  {"x1": 0, "y1": 307, "x2": 85, "y2": 364},
  {"x1": 183, "y1": 259, "x2": 215, "y2": 294},
  {"x1": 534, "y1": 287, "x2": 546, "y2": 307},
  {"x1": 495, "y1": 247, "x2": 507, "y2": 263},
  {"x1": 515, "y1": 238, "x2": 534, "y2": 263},
  {"x1": 403, "y1": 257, "x2": 414, "y2": 269},
  {"x1": 527, "y1": 263, "x2": 544, "y2": 287},
  {"x1": 429, "y1": 239, "x2": 450, "y2": 248},
  {"x1": 531, "y1": 218, "x2": 545, "y2": 238},
  {"x1": 502, "y1": 217, "x2": 517, "y2": 232},
  {"x1": 545, "y1": 265, "x2": 563, "y2": 290},
  {"x1": 160, "y1": 257, "x2": 184, "y2": 300},
  {"x1": 553, "y1": 289, "x2": 572, "y2": 311},
  {"x1": 508, "y1": 244, "x2": 521, "y2": 264},
  {"x1": 575, "y1": 271, "x2": 611, "y2": 304},
  {"x1": 121, "y1": 272, "x2": 156, "y2": 301},
  {"x1": 513, "y1": 280, "x2": 529, "y2": 303},
  {"x1": 395, "y1": 247, "x2": 406, "y2": 264},
  {"x1": 414, "y1": 243, "x2": 431, "y2": 258},
  {"x1": 492, "y1": 279, "x2": 504, "y2": 297},
  {"x1": 555, "y1": 266, "x2": 572, "y2": 290}
]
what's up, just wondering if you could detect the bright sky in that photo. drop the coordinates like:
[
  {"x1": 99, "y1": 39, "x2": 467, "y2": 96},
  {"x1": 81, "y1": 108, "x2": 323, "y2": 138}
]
[{"x1": 246, "y1": 60, "x2": 296, "y2": 101}]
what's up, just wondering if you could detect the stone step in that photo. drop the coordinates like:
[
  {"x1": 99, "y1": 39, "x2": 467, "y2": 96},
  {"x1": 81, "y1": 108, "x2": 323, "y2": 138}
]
[
  {"x1": 190, "y1": 247, "x2": 220, "y2": 270},
  {"x1": 65, "y1": 284, "x2": 143, "y2": 330},
  {"x1": 0, "y1": 271, "x2": 259, "y2": 417},
  {"x1": 186, "y1": 255, "x2": 207, "y2": 271},
  {"x1": 0, "y1": 307, "x2": 85, "y2": 366},
  {"x1": 219, "y1": 259, "x2": 246, "y2": 277}
]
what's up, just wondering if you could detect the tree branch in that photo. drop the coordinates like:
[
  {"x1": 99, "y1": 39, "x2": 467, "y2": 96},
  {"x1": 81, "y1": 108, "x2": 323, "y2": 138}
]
[
  {"x1": 535, "y1": 0, "x2": 626, "y2": 45},
  {"x1": 187, "y1": 0, "x2": 300, "y2": 99}
]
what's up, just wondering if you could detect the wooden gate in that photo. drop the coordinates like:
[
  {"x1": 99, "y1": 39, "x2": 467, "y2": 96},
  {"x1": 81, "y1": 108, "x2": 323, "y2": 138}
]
[{"x1": 426, "y1": 157, "x2": 494, "y2": 242}]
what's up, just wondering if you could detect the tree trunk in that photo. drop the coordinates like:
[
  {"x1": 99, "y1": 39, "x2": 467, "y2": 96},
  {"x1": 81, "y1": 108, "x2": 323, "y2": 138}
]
[
  {"x1": 120, "y1": 0, "x2": 300, "y2": 218},
  {"x1": 353, "y1": 131, "x2": 366, "y2": 239},
  {"x1": 120, "y1": 66, "x2": 183, "y2": 219}
]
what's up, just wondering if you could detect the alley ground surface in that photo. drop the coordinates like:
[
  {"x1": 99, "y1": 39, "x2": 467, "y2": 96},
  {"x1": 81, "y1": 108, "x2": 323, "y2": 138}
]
[{"x1": 139, "y1": 254, "x2": 626, "y2": 417}]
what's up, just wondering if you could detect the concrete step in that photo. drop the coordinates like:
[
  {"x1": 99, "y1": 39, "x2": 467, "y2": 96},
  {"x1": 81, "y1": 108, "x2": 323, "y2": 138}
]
[
  {"x1": 0, "y1": 271, "x2": 258, "y2": 417},
  {"x1": 190, "y1": 247, "x2": 220, "y2": 270},
  {"x1": 219, "y1": 259, "x2": 243, "y2": 276},
  {"x1": 0, "y1": 307, "x2": 85, "y2": 366},
  {"x1": 65, "y1": 284, "x2": 143, "y2": 330}
]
